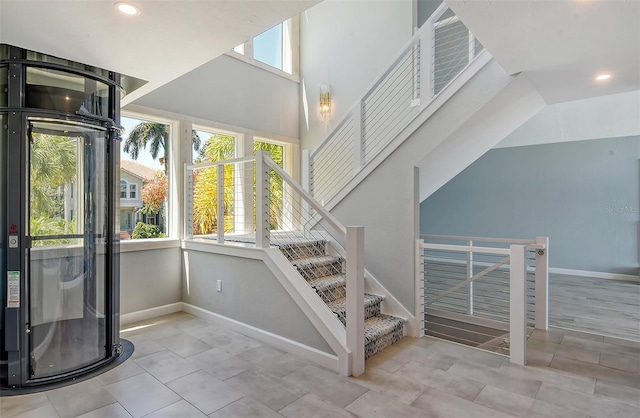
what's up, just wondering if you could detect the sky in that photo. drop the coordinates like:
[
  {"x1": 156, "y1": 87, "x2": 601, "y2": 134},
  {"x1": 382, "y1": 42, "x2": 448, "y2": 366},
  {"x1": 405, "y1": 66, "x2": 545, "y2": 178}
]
[{"x1": 120, "y1": 116, "x2": 163, "y2": 170}]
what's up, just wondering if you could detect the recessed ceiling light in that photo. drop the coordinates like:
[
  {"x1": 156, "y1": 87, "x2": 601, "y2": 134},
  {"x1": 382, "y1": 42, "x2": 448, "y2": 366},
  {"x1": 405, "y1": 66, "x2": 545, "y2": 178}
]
[
  {"x1": 595, "y1": 73, "x2": 611, "y2": 81},
  {"x1": 115, "y1": 2, "x2": 140, "y2": 16}
]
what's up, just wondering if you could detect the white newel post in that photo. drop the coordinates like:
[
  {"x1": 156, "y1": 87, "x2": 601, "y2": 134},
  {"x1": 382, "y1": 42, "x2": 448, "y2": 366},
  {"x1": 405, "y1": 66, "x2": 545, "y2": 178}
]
[
  {"x1": 255, "y1": 151, "x2": 270, "y2": 248},
  {"x1": 353, "y1": 101, "x2": 364, "y2": 173},
  {"x1": 510, "y1": 244, "x2": 527, "y2": 365},
  {"x1": 534, "y1": 236, "x2": 549, "y2": 330},
  {"x1": 415, "y1": 239, "x2": 425, "y2": 337},
  {"x1": 216, "y1": 164, "x2": 225, "y2": 244},
  {"x1": 346, "y1": 226, "x2": 365, "y2": 377}
]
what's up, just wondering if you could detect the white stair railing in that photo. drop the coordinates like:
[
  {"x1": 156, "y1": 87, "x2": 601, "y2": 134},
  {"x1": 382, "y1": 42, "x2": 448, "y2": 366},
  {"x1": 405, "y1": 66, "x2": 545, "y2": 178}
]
[
  {"x1": 184, "y1": 152, "x2": 365, "y2": 376},
  {"x1": 307, "y1": 2, "x2": 485, "y2": 206},
  {"x1": 415, "y1": 235, "x2": 549, "y2": 365}
]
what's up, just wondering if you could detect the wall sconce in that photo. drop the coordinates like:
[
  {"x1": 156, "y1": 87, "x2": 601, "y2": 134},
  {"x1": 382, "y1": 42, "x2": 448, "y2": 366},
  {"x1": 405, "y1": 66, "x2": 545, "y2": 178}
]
[{"x1": 319, "y1": 83, "x2": 331, "y2": 120}]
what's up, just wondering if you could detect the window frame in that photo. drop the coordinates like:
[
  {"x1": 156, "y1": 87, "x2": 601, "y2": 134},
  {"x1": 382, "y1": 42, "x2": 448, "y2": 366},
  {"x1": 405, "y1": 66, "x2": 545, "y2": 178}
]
[
  {"x1": 226, "y1": 17, "x2": 299, "y2": 82},
  {"x1": 119, "y1": 110, "x2": 177, "y2": 248}
]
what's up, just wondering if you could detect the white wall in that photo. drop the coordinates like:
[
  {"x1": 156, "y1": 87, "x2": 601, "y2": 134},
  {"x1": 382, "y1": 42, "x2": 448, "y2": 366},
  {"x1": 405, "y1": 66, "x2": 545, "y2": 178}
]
[
  {"x1": 133, "y1": 55, "x2": 300, "y2": 139},
  {"x1": 182, "y1": 248, "x2": 334, "y2": 353},
  {"x1": 120, "y1": 247, "x2": 182, "y2": 315},
  {"x1": 299, "y1": 0, "x2": 413, "y2": 150},
  {"x1": 331, "y1": 60, "x2": 513, "y2": 311},
  {"x1": 496, "y1": 90, "x2": 640, "y2": 149}
]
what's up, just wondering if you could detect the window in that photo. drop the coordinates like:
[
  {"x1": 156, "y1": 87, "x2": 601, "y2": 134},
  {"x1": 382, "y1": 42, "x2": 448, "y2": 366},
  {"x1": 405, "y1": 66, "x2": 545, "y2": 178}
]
[
  {"x1": 191, "y1": 129, "x2": 238, "y2": 235},
  {"x1": 120, "y1": 115, "x2": 171, "y2": 239},
  {"x1": 120, "y1": 180, "x2": 127, "y2": 198},
  {"x1": 254, "y1": 24, "x2": 283, "y2": 70},
  {"x1": 230, "y1": 18, "x2": 295, "y2": 76},
  {"x1": 232, "y1": 43, "x2": 244, "y2": 55}
]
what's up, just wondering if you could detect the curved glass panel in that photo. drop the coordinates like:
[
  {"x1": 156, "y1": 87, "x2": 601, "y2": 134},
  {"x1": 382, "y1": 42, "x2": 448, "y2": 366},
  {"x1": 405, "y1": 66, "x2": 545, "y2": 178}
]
[
  {"x1": 26, "y1": 67, "x2": 109, "y2": 117},
  {"x1": 25, "y1": 50, "x2": 111, "y2": 79},
  {"x1": 28, "y1": 119, "x2": 107, "y2": 379}
]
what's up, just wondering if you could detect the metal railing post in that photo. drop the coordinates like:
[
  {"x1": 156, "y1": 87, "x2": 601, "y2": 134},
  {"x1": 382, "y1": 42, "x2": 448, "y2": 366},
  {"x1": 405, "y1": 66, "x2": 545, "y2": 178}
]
[
  {"x1": 353, "y1": 101, "x2": 364, "y2": 172},
  {"x1": 346, "y1": 226, "x2": 365, "y2": 377},
  {"x1": 216, "y1": 164, "x2": 225, "y2": 244},
  {"x1": 419, "y1": 20, "x2": 433, "y2": 104},
  {"x1": 255, "y1": 151, "x2": 270, "y2": 248},
  {"x1": 301, "y1": 150, "x2": 312, "y2": 238},
  {"x1": 510, "y1": 244, "x2": 527, "y2": 366},
  {"x1": 534, "y1": 236, "x2": 549, "y2": 330},
  {"x1": 184, "y1": 164, "x2": 193, "y2": 240},
  {"x1": 415, "y1": 239, "x2": 425, "y2": 337},
  {"x1": 467, "y1": 240, "x2": 474, "y2": 316}
]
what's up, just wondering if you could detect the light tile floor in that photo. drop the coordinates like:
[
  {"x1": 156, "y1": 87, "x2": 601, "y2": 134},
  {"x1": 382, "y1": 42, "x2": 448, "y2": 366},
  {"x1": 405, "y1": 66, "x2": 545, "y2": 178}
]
[{"x1": 2, "y1": 312, "x2": 639, "y2": 418}]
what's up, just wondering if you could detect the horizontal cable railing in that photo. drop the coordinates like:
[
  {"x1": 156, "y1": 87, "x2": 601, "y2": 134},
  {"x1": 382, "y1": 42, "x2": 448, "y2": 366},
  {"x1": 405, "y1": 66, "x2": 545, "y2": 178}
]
[
  {"x1": 308, "y1": 2, "x2": 485, "y2": 206},
  {"x1": 416, "y1": 235, "x2": 549, "y2": 365},
  {"x1": 184, "y1": 151, "x2": 366, "y2": 376}
]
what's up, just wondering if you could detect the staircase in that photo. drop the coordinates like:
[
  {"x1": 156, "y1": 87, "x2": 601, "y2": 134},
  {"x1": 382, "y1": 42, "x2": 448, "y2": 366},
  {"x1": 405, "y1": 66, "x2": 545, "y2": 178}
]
[{"x1": 277, "y1": 238, "x2": 405, "y2": 359}]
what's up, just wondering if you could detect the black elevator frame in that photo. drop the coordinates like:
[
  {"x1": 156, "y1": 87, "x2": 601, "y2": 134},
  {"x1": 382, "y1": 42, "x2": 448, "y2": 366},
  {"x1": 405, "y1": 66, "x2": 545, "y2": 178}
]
[{"x1": 1, "y1": 44, "x2": 122, "y2": 390}]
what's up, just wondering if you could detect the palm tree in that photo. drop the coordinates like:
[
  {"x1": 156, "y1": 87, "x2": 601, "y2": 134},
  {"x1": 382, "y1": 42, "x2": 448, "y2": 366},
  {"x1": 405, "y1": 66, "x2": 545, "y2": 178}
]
[
  {"x1": 192, "y1": 134, "x2": 235, "y2": 234},
  {"x1": 123, "y1": 122, "x2": 202, "y2": 172},
  {"x1": 30, "y1": 133, "x2": 77, "y2": 217}
]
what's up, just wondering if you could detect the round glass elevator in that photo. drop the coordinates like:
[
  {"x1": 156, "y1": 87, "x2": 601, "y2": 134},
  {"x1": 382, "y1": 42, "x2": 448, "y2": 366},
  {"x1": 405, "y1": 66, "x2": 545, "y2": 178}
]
[{"x1": 1, "y1": 45, "x2": 123, "y2": 391}]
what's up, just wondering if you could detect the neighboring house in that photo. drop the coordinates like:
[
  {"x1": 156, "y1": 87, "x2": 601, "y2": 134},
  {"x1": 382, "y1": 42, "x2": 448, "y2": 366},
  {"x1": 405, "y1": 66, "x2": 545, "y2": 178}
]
[{"x1": 119, "y1": 160, "x2": 163, "y2": 237}]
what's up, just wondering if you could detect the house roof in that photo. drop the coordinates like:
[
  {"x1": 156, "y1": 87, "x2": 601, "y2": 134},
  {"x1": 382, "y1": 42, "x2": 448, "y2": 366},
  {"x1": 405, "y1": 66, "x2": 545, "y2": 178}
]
[{"x1": 121, "y1": 160, "x2": 160, "y2": 181}]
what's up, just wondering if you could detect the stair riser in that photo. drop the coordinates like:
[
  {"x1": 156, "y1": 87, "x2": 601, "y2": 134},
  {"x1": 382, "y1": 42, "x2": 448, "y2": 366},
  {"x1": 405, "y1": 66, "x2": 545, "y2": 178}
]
[
  {"x1": 279, "y1": 242, "x2": 326, "y2": 261},
  {"x1": 316, "y1": 285, "x2": 346, "y2": 303},
  {"x1": 296, "y1": 262, "x2": 343, "y2": 281},
  {"x1": 281, "y1": 239, "x2": 405, "y2": 358},
  {"x1": 365, "y1": 326, "x2": 404, "y2": 359},
  {"x1": 335, "y1": 300, "x2": 382, "y2": 326}
]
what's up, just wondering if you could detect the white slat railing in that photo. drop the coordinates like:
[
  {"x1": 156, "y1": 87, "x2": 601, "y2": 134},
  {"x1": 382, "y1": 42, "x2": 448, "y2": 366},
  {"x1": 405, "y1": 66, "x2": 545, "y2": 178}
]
[
  {"x1": 184, "y1": 151, "x2": 365, "y2": 376},
  {"x1": 307, "y1": 3, "x2": 485, "y2": 206},
  {"x1": 415, "y1": 235, "x2": 549, "y2": 365}
]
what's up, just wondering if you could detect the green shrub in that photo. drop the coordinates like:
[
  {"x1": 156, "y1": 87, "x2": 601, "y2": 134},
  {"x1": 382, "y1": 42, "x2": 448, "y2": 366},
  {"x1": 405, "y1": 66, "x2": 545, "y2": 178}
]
[{"x1": 131, "y1": 222, "x2": 165, "y2": 239}]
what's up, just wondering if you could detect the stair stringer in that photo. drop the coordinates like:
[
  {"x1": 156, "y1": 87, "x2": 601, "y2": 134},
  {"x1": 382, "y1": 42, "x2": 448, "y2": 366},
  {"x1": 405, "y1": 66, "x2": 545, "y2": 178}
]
[{"x1": 261, "y1": 247, "x2": 352, "y2": 376}]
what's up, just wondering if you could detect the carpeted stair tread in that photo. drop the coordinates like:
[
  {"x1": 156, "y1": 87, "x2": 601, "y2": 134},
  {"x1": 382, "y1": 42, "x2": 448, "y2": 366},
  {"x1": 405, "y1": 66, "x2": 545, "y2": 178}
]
[
  {"x1": 278, "y1": 240, "x2": 327, "y2": 260},
  {"x1": 364, "y1": 314, "x2": 406, "y2": 344},
  {"x1": 307, "y1": 274, "x2": 346, "y2": 292},
  {"x1": 278, "y1": 235, "x2": 405, "y2": 359},
  {"x1": 291, "y1": 255, "x2": 343, "y2": 269},
  {"x1": 327, "y1": 294, "x2": 384, "y2": 324}
]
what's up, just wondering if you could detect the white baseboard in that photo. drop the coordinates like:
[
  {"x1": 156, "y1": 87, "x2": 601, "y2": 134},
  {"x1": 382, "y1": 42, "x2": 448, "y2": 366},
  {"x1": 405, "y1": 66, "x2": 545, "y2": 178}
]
[
  {"x1": 549, "y1": 267, "x2": 640, "y2": 283},
  {"x1": 120, "y1": 302, "x2": 183, "y2": 326},
  {"x1": 182, "y1": 303, "x2": 339, "y2": 372}
]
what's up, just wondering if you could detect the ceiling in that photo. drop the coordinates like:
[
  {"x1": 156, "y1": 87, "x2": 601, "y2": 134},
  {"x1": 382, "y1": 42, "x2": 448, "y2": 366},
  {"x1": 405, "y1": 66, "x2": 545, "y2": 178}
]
[
  {"x1": 0, "y1": 0, "x2": 318, "y2": 104},
  {"x1": 447, "y1": 0, "x2": 640, "y2": 104},
  {"x1": 1, "y1": 1, "x2": 638, "y2": 107}
]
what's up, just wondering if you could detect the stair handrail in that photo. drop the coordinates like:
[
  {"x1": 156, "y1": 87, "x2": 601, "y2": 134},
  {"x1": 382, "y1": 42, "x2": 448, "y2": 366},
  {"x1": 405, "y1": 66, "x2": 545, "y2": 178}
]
[
  {"x1": 264, "y1": 152, "x2": 365, "y2": 375},
  {"x1": 185, "y1": 152, "x2": 365, "y2": 376},
  {"x1": 306, "y1": 1, "x2": 485, "y2": 207}
]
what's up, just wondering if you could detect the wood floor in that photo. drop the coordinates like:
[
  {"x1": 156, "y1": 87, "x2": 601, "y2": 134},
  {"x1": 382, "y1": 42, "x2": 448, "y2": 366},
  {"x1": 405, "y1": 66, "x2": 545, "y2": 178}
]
[{"x1": 548, "y1": 273, "x2": 640, "y2": 341}]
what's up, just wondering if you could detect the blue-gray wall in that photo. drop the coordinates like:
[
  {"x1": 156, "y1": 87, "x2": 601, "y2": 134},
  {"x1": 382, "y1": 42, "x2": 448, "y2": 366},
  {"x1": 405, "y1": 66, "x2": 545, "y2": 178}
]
[{"x1": 421, "y1": 136, "x2": 640, "y2": 276}]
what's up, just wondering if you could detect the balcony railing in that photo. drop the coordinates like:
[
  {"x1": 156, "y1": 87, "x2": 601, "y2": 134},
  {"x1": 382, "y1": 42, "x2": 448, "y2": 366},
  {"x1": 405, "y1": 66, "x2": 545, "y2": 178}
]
[
  {"x1": 306, "y1": 2, "x2": 485, "y2": 207},
  {"x1": 416, "y1": 235, "x2": 549, "y2": 365}
]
